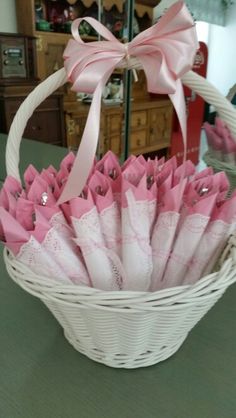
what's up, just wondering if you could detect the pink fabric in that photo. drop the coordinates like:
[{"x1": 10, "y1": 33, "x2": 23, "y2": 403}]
[
  {"x1": 122, "y1": 159, "x2": 146, "y2": 187},
  {"x1": 0, "y1": 176, "x2": 23, "y2": 216},
  {"x1": 24, "y1": 165, "x2": 39, "y2": 190},
  {"x1": 0, "y1": 207, "x2": 30, "y2": 255},
  {"x1": 40, "y1": 169, "x2": 61, "y2": 198},
  {"x1": 121, "y1": 155, "x2": 137, "y2": 172},
  {"x1": 173, "y1": 160, "x2": 195, "y2": 186},
  {"x1": 69, "y1": 188, "x2": 94, "y2": 219},
  {"x1": 193, "y1": 167, "x2": 213, "y2": 180},
  {"x1": 121, "y1": 188, "x2": 152, "y2": 291},
  {"x1": 27, "y1": 176, "x2": 56, "y2": 206},
  {"x1": 58, "y1": 1, "x2": 198, "y2": 204},
  {"x1": 15, "y1": 198, "x2": 35, "y2": 231},
  {"x1": 161, "y1": 193, "x2": 217, "y2": 288},
  {"x1": 88, "y1": 171, "x2": 114, "y2": 212},
  {"x1": 150, "y1": 180, "x2": 187, "y2": 291},
  {"x1": 184, "y1": 196, "x2": 236, "y2": 284}
]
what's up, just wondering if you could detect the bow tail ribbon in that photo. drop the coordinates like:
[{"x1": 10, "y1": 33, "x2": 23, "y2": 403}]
[
  {"x1": 170, "y1": 79, "x2": 187, "y2": 162},
  {"x1": 58, "y1": 66, "x2": 118, "y2": 205},
  {"x1": 57, "y1": 1, "x2": 198, "y2": 205}
]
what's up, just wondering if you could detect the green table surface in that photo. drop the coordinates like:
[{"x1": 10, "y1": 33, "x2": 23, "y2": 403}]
[
  {"x1": 0, "y1": 133, "x2": 67, "y2": 183},
  {"x1": 1, "y1": 133, "x2": 236, "y2": 418},
  {"x1": 0, "y1": 245, "x2": 236, "y2": 418}
]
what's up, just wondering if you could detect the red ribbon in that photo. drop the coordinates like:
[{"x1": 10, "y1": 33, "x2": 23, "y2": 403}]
[{"x1": 58, "y1": 0, "x2": 199, "y2": 204}]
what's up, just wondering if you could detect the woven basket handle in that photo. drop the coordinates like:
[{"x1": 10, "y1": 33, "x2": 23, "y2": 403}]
[{"x1": 6, "y1": 68, "x2": 236, "y2": 182}]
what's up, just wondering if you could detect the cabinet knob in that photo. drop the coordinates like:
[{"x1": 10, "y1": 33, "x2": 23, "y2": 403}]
[
  {"x1": 150, "y1": 127, "x2": 154, "y2": 134},
  {"x1": 137, "y1": 118, "x2": 141, "y2": 126},
  {"x1": 136, "y1": 139, "x2": 141, "y2": 146}
]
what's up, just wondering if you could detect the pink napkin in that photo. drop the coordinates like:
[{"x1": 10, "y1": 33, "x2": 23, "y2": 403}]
[
  {"x1": 0, "y1": 176, "x2": 24, "y2": 216},
  {"x1": 193, "y1": 167, "x2": 214, "y2": 180},
  {"x1": 40, "y1": 168, "x2": 61, "y2": 199},
  {"x1": 33, "y1": 209, "x2": 90, "y2": 286},
  {"x1": 121, "y1": 154, "x2": 137, "y2": 172},
  {"x1": 201, "y1": 196, "x2": 236, "y2": 276},
  {"x1": 121, "y1": 155, "x2": 146, "y2": 193},
  {"x1": 150, "y1": 180, "x2": 187, "y2": 291},
  {"x1": 0, "y1": 207, "x2": 71, "y2": 282},
  {"x1": 184, "y1": 195, "x2": 236, "y2": 284},
  {"x1": 89, "y1": 171, "x2": 122, "y2": 257},
  {"x1": 56, "y1": 152, "x2": 76, "y2": 190},
  {"x1": 96, "y1": 151, "x2": 122, "y2": 205},
  {"x1": 173, "y1": 160, "x2": 195, "y2": 186},
  {"x1": 121, "y1": 175, "x2": 153, "y2": 291},
  {"x1": 24, "y1": 164, "x2": 39, "y2": 191},
  {"x1": 184, "y1": 171, "x2": 229, "y2": 206},
  {"x1": 27, "y1": 176, "x2": 56, "y2": 206},
  {"x1": 161, "y1": 193, "x2": 217, "y2": 289},
  {"x1": 96, "y1": 151, "x2": 121, "y2": 178},
  {"x1": 70, "y1": 189, "x2": 122, "y2": 290}
]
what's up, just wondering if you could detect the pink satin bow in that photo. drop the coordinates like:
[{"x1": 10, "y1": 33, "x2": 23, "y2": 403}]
[{"x1": 58, "y1": 0, "x2": 199, "y2": 204}]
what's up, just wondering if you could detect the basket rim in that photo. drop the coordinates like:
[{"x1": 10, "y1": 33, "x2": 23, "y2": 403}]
[{"x1": 4, "y1": 247, "x2": 236, "y2": 312}]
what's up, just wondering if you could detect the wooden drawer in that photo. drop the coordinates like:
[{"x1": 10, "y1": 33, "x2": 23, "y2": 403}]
[
  {"x1": 74, "y1": 117, "x2": 87, "y2": 138},
  {"x1": 1, "y1": 96, "x2": 65, "y2": 146},
  {"x1": 109, "y1": 113, "x2": 122, "y2": 134},
  {"x1": 149, "y1": 106, "x2": 173, "y2": 146},
  {"x1": 24, "y1": 109, "x2": 63, "y2": 145},
  {"x1": 130, "y1": 129, "x2": 147, "y2": 150},
  {"x1": 131, "y1": 111, "x2": 147, "y2": 129},
  {"x1": 110, "y1": 135, "x2": 121, "y2": 156},
  {"x1": 5, "y1": 96, "x2": 61, "y2": 115}
]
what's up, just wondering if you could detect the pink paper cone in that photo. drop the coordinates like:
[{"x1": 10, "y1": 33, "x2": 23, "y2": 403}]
[
  {"x1": 161, "y1": 193, "x2": 217, "y2": 289},
  {"x1": 184, "y1": 195, "x2": 236, "y2": 284},
  {"x1": 150, "y1": 180, "x2": 187, "y2": 291},
  {"x1": 24, "y1": 164, "x2": 39, "y2": 190},
  {"x1": 89, "y1": 171, "x2": 121, "y2": 256},
  {"x1": 0, "y1": 176, "x2": 24, "y2": 216},
  {"x1": 33, "y1": 209, "x2": 90, "y2": 286},
  {"x1": 121, "y1": 181, "x2": 152, "y2": 291},
  {"x1": 70, "y1": 192, "x2": 123, "y2": 290}
]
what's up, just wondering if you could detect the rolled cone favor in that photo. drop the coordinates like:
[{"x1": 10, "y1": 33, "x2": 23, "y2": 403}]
[
  {"x1": 161, "y1": 193, "x2": 217, "y2": 289},
  {"x1": 183, "y1": 195, "x2": 236, "y2": 285},
  {"x1": 0, "y1": 207, "x2": 71, "y2": 283},
  {"x1": 121, "y1": 176, "x2": 153, "y2": 291},
  {"x1": 33, "y1": 209, "x2": 90, "y2": 286},
  {"x1": 150, "y1": 180, "x2": 187, "y2": 291},
  {"x1": 89, "y1": 170, "x2": 122, "y2": 258},
  {"x1": 70, "y1": 189, "x2": 123, "y2": 290}
]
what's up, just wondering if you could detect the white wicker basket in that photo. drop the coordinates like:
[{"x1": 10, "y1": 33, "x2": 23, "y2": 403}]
[{"x1": 4, "y1": 66, "x2": 236, "y2": 368}]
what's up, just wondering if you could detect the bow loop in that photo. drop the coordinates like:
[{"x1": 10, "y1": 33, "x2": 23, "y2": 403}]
[{"x1": 58, "y1": 1, "x2": 199, "y2": 204}]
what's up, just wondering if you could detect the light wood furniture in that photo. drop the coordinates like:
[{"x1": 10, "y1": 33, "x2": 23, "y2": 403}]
[
  {"x1": 15, "y1": 0, "x2": 173, "y2": 158},
  {"x1": 64, "y1": 97, "x2": 173, "y2": 157}
]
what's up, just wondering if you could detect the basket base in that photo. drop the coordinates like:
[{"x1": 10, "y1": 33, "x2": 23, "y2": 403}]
[{"x1": 64, "y1": 331, "x2": 188, "y2": 369}]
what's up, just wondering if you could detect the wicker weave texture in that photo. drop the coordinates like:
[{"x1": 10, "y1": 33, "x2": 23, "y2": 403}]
[
  {"x1": 4, "y1": 246, "x2": 236, "y2": 368},
  {"x1": 4, "y1": 65, "x2": 236, "y2": 368},
  {"x1": 204, "y1": 150, "x2": 236, "y2": 193}
]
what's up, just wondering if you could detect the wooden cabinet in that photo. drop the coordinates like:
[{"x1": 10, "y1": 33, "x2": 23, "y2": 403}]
[
  {"x1": 0, "y1": 84, "x2": 65, "y2": 146},
  {"x1": 64, "y1": 97, "x2": 173, "y2": 157},
  {"x1": 35, "y1": 32, "x2": 67, "y2": 81},
  {"x1": 130, "y1": 99, "x2": 173, "y2": 155}
]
